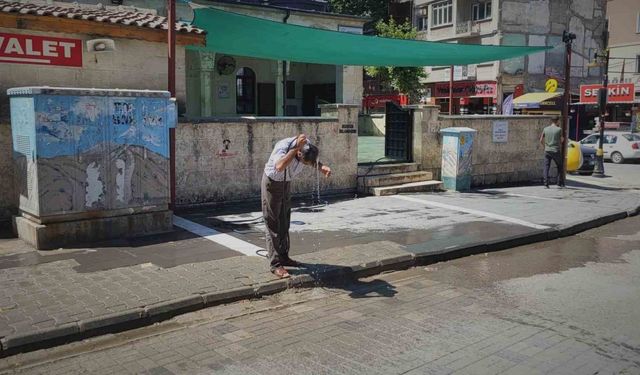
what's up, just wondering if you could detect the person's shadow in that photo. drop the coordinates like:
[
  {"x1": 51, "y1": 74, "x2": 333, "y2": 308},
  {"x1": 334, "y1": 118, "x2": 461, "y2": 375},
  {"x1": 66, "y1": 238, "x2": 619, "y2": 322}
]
[{"x1": 288, "y1": 262, "x2": 398, "y2": 299}]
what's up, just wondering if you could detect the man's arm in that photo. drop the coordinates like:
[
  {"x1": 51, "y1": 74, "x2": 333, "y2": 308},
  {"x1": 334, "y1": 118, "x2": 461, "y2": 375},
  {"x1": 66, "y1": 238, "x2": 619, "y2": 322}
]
[
  {"x1": 275, "y1": 134, "x2": 307, "y2": 172},
  {"x1": 539, "y1": 132, "x2": 545, "y2": 146}
]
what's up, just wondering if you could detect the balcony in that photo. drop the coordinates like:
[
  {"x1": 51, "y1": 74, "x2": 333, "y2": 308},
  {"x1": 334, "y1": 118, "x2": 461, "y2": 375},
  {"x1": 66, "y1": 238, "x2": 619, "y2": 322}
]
[{"x1": 455, "y1": 20, "x2": 481, "y2": 36}]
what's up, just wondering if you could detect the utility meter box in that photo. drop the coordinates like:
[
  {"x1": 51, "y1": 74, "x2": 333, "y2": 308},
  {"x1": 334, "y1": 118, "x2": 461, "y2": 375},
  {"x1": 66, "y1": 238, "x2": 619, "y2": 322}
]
[
  {"x1": 440, "y1": 127, "x2": 477, "y2": 192},
  {"x1": 9, "y1": 87, "x2": 175, "y2": 249}
]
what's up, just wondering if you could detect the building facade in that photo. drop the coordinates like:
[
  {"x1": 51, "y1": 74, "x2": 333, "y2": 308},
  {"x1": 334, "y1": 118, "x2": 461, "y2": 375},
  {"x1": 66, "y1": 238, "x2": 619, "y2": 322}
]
[
  {"x1": 184, "y1": 1, "x2": 366, "y2": 118},
  {"x1": 604, "y1": 0, "x2": 640, "y2": 129},
  {"x1": 397, "y1": 0, "x2": 607, "y2": 115}
]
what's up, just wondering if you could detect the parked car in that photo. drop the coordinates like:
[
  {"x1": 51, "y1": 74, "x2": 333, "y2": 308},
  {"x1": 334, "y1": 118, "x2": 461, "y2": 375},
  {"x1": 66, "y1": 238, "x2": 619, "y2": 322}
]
[
  {"x1": 579, "y1": 132, "x2": 640, "y2": 164},
  {"x1": 567, "y1": 140, "x2": 596, "y2": 175}
]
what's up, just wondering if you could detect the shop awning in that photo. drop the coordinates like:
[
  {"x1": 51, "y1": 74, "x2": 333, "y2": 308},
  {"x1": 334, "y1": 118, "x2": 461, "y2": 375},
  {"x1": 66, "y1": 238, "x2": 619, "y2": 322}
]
[
  {"x1": 513, "y1": 92, "x2": 563, "y2": 109},
  {"x1": 190, "y1": 7, "x2": 551, "y2": 67}
]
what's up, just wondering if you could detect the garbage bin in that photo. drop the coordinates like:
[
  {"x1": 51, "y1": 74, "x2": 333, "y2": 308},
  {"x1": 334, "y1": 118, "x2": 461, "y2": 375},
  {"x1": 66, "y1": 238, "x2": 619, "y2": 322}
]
[
  {"x1": 9, "y1": 86, "x2": 176, "y2": 249},
  {"x1": 439, "y1": 127, "x2": 477, "y2": 192}
]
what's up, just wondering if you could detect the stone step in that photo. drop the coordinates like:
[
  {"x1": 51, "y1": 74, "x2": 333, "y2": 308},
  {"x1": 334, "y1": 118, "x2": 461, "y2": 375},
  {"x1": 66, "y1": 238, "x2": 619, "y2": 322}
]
[
  {"x1": 357, "y1": 163, "x2": 419, "y2": 176},
  {"x1": 358, "y1": 171, "x2": 433, "y2": 189},
  {"x1": 369, "y1": 180, "x2": 444, "y2": 196}
]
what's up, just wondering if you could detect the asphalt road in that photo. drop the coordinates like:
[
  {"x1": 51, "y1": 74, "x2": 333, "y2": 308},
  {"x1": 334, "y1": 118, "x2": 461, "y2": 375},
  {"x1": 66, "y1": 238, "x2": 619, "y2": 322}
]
[{"x1": 2, "y1": 214, "x2": 639, "y2": 375}]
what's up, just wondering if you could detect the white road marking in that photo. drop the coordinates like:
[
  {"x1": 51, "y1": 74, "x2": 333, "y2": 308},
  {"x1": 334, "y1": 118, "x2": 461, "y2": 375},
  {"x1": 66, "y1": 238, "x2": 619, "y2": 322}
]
[
  {"x1": 392, "y1": 195, "x2": 550, "y2": 230},
  {"x1": 173, "y1": 215, "x2": 262, "y2": 257}
]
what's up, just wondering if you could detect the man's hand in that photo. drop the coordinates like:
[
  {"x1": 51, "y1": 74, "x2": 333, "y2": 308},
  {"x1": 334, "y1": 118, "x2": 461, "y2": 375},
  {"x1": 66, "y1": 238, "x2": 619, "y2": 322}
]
[
  {"x1": 296, "y1": 134, "x2": 308, "y2": 150},
  {"x1": 321, "y1": 165, "x2": 331, "y2": 178}
]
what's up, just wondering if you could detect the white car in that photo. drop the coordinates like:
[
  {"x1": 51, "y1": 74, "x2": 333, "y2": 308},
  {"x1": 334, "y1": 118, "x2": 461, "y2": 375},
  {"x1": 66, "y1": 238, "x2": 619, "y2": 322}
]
[{"x1": 579, "y1": 132, "x2": 640, "y2": 164}]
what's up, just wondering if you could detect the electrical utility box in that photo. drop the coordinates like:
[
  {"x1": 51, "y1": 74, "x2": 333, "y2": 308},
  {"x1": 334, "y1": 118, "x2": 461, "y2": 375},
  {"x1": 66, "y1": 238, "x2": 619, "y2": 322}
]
[{"x1": 9, "y1": 87, "x2": 175, "y2": 249}]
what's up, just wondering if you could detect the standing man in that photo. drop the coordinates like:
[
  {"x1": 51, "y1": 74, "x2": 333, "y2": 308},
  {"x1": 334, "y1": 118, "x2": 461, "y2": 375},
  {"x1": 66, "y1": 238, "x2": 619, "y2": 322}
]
[
  {"x1": 262, "y1": 134, "x2": 331, "y2": 279},
  {"x1": 540, "y1": 116, "x2": 565, "y2": 188}
]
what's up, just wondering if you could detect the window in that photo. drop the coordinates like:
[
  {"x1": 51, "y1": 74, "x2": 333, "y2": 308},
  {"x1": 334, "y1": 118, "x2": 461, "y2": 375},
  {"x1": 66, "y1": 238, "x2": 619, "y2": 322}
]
[
  {"x1": 432, "y1": 1, "x2": 452, "y2": 27},
  {"x1": 286, "y1": 80, "x2": 296, "y2": 99},
  {"x1": 581, "y1": 135, "x2": 599, "y2": 144},
  {"x1": 472, "y1": 1, "x2": 492, "y2": 21},
  {"x1": 637, "y1": 55, "x2": 640, "y2": 73},
  {"x1": 637, "y1": 12, "x2": 640, "y2": 33},
  {"x1": 623, "y1": 134, "x2": 640, "y2": 141},
  {"x1": 416, "y1": 6, "x2": 428, "y2": 31},
  {"x1": 604, "y1": 135, "x2": 618, "y2": 144},
  {"x1": 236, "y1": 67, "x2": 256, "y2": 114}
]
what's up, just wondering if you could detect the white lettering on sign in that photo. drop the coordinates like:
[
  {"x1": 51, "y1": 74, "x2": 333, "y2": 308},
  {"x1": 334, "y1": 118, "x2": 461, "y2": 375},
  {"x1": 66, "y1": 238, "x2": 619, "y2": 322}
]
[
  {"x1": 41, "y1": 40, "x2": 58, "y2": 57},
  {"x1": 25, "y1": 39, "x2": 41, "y2": 56},
  {"x1": 0, "y1": 32, "x2": 82, "y2": 67},
  {"x1": 5, "y1": 38, "x2": 23, "y2": 54}
]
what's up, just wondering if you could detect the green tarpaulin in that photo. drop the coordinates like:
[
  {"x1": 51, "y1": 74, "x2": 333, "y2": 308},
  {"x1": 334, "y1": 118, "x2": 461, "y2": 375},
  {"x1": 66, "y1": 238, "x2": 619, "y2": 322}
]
[{"x1": 190, "y1": 7, "x2": 551, "y2": 67}]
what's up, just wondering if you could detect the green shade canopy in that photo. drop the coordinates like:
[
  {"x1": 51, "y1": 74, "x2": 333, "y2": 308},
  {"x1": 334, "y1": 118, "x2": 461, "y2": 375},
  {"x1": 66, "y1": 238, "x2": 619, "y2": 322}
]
[{"x1": 190, "y1": 7, "x2": 551, "y2": 67}]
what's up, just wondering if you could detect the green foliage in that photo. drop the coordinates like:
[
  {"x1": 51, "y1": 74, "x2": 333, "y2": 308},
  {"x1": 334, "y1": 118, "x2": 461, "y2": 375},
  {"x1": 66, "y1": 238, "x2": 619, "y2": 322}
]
[
  {"x1": 329, "y1": 0, "x2": 388, "y2": 24},
  {"x1": 365, "y1": 18, "x2": 427, "y2": 102}
]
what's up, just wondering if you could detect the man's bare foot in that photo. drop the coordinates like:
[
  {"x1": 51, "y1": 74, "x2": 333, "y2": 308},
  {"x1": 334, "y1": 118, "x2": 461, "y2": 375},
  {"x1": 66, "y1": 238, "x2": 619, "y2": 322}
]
[{"x1": 272, "y1": 267, "x2": 290, "y2": 279}]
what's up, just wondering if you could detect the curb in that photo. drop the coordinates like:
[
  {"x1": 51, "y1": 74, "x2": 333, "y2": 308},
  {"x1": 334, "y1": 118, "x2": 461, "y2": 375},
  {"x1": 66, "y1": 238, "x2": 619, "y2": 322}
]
[{"x1": 1, "y1": 206, "x2": 638, "y2": 357}]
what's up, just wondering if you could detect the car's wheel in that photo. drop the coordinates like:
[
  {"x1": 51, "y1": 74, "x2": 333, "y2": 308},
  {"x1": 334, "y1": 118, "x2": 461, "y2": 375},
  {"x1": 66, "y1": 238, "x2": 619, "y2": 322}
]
[{"x1": 611, "y1": 152, "x2": 624, "y2": 164}]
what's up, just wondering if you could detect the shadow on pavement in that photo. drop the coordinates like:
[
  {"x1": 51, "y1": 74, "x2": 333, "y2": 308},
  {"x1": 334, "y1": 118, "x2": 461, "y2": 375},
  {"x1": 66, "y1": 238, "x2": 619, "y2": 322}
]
[{"x1": 289, "y1": 262, "x2": 398, "y2": 299}]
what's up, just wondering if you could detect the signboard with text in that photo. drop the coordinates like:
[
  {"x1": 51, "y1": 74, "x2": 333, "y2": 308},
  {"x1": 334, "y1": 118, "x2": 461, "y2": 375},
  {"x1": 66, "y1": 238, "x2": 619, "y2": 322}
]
[
  {"x1": 579, "y1": 83, "x2": 635, "y2": 104},
  {"x1": 492, "y1": 121, "x2": 508, "y2": 143},
  {"x1": 0, "y1": 32, "x2": 83, "y2": 67},
  {"x1": 434, "y1": 81, "x2": 496, "y2": 98},
  {"x1": 363, "y1": 94, "x2": 409, "y2": 110}
]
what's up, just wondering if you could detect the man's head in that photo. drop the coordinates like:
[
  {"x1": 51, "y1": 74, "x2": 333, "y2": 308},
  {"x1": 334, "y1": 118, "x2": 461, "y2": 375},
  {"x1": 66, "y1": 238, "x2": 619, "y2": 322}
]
[
  {"x1": 297, "y1": 143, "x2": 319, "y2": 166},
  {"x1": 551, "y1": 116, "x2": 560, "y2": 125}
]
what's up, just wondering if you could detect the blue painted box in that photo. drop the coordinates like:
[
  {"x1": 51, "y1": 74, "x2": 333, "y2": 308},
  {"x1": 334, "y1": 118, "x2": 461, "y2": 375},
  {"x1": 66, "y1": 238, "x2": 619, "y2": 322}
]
[
  {"x1": 9, "y1": 87, "x2": 175, "y2": 221},
  {"x1": 440, "y1": 127, "x2": 477, "y2": 192}
]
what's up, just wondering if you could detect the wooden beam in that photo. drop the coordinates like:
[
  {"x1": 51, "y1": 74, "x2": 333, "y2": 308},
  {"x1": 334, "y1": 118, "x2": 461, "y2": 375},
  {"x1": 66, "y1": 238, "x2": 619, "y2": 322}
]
[{"x1": 0, "y1": 13, "x2": 205, "y2": 46}]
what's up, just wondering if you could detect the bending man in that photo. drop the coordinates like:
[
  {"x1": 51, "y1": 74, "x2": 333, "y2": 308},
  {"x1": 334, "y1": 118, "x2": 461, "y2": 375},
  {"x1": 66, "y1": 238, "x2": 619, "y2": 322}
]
[{"x1": 262, "y1": 134, "x2": 331, "y2": 279}]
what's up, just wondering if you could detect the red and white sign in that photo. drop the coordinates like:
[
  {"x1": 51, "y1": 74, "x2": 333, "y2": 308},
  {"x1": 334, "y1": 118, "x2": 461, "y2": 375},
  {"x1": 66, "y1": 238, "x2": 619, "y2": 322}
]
[
  {"x1": 434, "y1": 81, "x2": 497, "y2": 98},
  {"x1": 363, "y1": 94, "x2": 409, "y2": 110},
  {"x1": 579, "y1": 83, "x2": 635, "y2": 104},
  {"x1": 0, "y1": 33, "x2": 82, "y2": 67}
]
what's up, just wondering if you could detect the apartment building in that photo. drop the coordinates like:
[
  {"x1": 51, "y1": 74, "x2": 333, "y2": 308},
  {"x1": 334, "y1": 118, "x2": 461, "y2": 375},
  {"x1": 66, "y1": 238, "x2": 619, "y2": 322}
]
[{"x1": 400, "y1": 0, "x2": 607, "y2": 114}]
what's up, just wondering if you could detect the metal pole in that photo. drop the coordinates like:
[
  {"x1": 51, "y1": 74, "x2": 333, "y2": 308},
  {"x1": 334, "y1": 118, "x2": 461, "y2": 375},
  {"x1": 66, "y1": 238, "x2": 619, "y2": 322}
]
[
  {"x1": 168, "y1": 0, "x2": 176, "y2": 209},
  {"x1": 594, "y1": 21, "x2": 609, "y2": 177},
  {"x1": 449, "y1": 65, "x2": 454, "y2": 114},
  {"x1": 561, "y1": 32, "x2": 573, "y2": 185}
]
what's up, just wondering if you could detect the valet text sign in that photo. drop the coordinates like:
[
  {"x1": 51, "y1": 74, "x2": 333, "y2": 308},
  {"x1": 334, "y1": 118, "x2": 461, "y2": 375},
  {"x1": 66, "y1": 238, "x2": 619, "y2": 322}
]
[{"x1": 0, "y1": 32, "x2": 82, "y2": 67}]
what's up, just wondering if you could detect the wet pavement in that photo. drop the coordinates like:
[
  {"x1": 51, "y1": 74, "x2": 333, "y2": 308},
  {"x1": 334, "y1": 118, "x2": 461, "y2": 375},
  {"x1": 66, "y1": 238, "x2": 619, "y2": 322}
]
[
  {"x1": 2, "y1": 215, "x2": 639, "y2": 374},
  {"x1": 0, "y1": 164, "x2": 639, "y2": 356}
]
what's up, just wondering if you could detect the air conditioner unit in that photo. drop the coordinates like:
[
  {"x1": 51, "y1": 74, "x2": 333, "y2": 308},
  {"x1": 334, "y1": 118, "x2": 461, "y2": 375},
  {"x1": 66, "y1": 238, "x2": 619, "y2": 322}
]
[{"x1": 86, "y1": 39, "x2": 116, "y2": 53}]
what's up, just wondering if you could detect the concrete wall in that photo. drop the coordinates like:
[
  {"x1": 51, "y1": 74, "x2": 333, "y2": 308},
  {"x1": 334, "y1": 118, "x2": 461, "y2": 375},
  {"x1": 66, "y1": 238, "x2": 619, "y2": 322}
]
[
  {"x1": 0, "y1": 28, "x2": 187, "y2": 119},
  {"x1": 0, "y1": 123, "x2": 14, "y2": 222},
  {"x1": 412, "y1": 105, "x2": 551, "y2": 186},
  {"x1": 175, "y1": 105, "x2": 359, "y2": 206}
]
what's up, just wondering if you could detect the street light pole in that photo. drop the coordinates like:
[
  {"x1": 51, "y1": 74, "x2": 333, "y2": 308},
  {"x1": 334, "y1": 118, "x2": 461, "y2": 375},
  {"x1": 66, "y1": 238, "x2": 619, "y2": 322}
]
[
  {"x1": 561, "y1": 30, "x2": 576, "y2": 185},
  {"x1": 593, "y1": 20, "x2": 609, "y2": 177}
]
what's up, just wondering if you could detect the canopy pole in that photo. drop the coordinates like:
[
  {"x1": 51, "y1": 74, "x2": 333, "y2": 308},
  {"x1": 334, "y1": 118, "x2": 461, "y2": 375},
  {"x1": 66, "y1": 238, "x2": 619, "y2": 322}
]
[
  {"x1": 168, "y1": 0, "x2": 176, "y2": 210},
  {"x1": 449, "y1": 65, "x2": 454, "y2": 115}
]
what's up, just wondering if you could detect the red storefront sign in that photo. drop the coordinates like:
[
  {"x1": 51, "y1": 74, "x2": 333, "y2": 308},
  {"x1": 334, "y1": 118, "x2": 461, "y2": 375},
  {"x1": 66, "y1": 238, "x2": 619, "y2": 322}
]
[
  {"x1": 0, "y1": 32, "x2": 82, "y2": 67},
  {"x1": 434, "y1": 81, "x2": 497, "y2": 98},
  {"x1": 579, "y1": 83, "x2": 635, "y2": 103},
  {"x1": 363, "y1": 94, "x2": 409, "y2": 110}
]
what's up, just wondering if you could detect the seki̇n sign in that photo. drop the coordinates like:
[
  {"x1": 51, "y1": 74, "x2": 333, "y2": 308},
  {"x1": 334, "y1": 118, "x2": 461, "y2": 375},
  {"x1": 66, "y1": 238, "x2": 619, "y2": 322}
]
[
  {"x1": 580, "y1": 83, "x2": 635, "y2": 104},
  {"x1": 0, "y1": 32, "x2": 82, "y2": 67}
]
